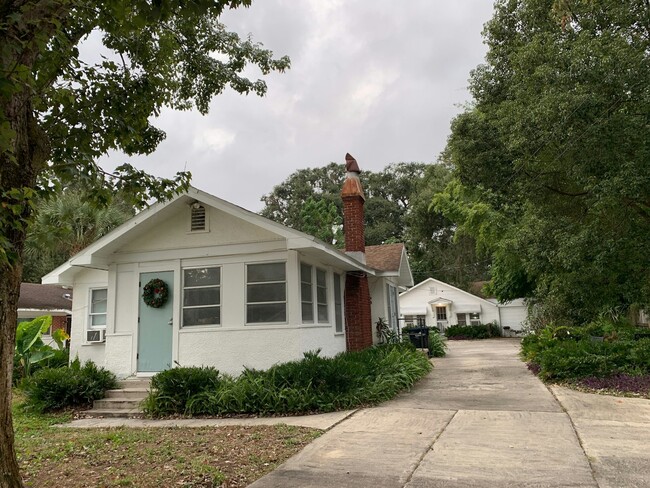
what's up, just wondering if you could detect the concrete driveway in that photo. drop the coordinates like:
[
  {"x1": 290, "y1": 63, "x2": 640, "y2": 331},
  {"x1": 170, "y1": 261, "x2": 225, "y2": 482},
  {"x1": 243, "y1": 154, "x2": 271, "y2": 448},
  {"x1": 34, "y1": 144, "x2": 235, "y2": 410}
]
[{"x1": 250, "y1": 339, "x2": 650, "y2": 488}]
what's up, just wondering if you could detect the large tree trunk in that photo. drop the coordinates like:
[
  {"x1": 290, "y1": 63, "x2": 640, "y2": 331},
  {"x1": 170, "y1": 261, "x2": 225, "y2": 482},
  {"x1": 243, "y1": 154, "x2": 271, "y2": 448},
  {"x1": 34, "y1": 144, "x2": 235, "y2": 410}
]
[{"x1": 0, "y1": 90, "x2": 48, "y2": 488}]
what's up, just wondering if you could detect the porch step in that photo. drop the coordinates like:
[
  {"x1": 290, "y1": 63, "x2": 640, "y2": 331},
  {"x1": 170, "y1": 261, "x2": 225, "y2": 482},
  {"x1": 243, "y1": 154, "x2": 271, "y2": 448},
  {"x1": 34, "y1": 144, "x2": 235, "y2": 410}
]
[
  {"x1": 83, "y1": 378, "x2": 151, "y2": 418},
  {"x1": 93, "y1": 398, "x2": 144, "y2": 410},
  {"x1": 81, "y1": 408, "x2": 144, "y2": 419},
  {"x1": 117, "y1": 379, "x2": 152, "y2": 390}
]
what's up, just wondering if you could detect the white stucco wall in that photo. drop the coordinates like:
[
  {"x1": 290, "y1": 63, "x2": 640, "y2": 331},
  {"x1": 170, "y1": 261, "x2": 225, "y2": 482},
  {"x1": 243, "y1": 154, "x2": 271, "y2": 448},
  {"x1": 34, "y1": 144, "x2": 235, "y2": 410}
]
[
  {"x1": 69, "y1": 205, "x2": 350, "y2": 377},
  {"x1": 399, "y1": 279, "x2": 500, "y2": 330},
  {"x1": 69, "y1": 268, "x2": 109, "y2": 367}
]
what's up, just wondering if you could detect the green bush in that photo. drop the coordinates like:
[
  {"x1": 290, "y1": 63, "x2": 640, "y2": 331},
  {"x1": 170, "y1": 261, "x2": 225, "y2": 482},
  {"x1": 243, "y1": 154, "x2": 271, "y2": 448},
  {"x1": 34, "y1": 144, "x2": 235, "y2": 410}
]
[
  {"x1": 444, "y1": 323, "x2": 502, "y2": 340},
  {"x1": 427, "y1": 332, "x2": 447, "y2": 357},
  {"x1": 23, "y1": 360, "x2": 118, "y2": 412},
  {"x1": 144, "y1": 343, "x2": 432, "y2": 417},
  {"x1": 521, "y1": 322, "x2": 650, "y2": 380},
  {"x1": 13, "y1": 348, "x2": 70, "y2": 385},
  {"x1": 145, "y1": 366, "x2": 221, "y2": 414}
]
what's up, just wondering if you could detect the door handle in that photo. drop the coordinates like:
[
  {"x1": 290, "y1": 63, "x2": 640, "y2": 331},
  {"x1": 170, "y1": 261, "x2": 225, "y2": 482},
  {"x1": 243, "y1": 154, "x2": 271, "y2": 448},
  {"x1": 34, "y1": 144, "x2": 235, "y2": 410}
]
[{"x1": 168, "y1": 318, "x2": 173, "y2": 326}]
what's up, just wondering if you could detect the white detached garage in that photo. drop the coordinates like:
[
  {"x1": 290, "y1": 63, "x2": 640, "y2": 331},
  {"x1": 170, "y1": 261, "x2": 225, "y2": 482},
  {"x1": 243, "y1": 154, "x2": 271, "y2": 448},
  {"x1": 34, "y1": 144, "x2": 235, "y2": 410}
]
[{"x1": 399, "y1": 278, "x2": 527, "y2": 334}]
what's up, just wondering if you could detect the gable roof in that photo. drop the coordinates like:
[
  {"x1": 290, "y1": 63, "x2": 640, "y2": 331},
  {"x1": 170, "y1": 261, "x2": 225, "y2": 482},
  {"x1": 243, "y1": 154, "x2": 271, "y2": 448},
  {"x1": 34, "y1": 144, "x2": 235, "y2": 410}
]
[
  {"x1": 43, "y1": 187, "x2": 413, "y2": 286},
  {"x1": 366, "y1": 243, "x2": 413, "y2": 286},
  {"x1": 399, "y1": 277, "x2": 496, "y2": 307},
  {"x1": 18, "y1": 283, "x2": 72, "y2": 312}
]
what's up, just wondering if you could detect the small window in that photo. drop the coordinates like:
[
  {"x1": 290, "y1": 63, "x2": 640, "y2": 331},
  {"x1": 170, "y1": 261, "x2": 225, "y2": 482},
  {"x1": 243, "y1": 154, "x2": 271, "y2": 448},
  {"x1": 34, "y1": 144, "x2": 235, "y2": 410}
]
[
  {"x1": 301, "y1": 263, "x2": 314, "y2": 323},
  {"x1": 247, "y1": 262, "x2": 286, "y2": 324},
  {"x1": 183, "y1": 267, "x2": 221, "y2": 326},
  {"x1": 334, "y1": 273, "x2": 343, "y2": 333},
  {"x1": 89, "y1": 288, "x2": 107, "y2": 328},
  {"x1": 436, "y1": 306, "x2": 447, "y2": 321},
  {"x1": 190, "y1": 204, "x2": 207, "y2": 232},
  {"x1": 316, "y1": 268, "x2": 328, "y2": 323},
  {"x1": 456, "y1": 313, "x2": 467, "y2": 326},
  {"x1": 469, "y1": 312, "x2": 481, "y2": 325}
]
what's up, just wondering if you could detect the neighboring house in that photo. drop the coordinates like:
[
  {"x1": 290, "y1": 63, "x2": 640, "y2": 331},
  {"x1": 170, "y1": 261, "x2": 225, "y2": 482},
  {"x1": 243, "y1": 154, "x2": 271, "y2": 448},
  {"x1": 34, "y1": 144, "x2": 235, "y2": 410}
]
[
  {"x1": 18, "y1": 283, "x2": 72, "y2": 346},
  {"x1": 399, "y1": 278, "x2": 527, "y2": 334},
  {"x1": 43, "y1": 155, "x2": 413, "y2": 377}
]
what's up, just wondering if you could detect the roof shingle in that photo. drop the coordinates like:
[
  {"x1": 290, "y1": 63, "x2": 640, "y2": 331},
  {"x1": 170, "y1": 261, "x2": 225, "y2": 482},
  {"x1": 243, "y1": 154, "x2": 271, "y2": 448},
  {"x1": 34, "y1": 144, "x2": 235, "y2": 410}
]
[
  {"x1": 365, "y1": 243, "x2": 404, "y2": 272},
  {"x1": 18, "y1": 283, "x2": 73, "y2": 311}
]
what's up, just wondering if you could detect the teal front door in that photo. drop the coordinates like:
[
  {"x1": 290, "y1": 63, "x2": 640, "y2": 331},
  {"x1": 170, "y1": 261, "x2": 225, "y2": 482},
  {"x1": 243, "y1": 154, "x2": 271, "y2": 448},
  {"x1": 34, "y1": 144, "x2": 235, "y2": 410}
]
[{"x1": 138, "y1": 271, "x2": 174, "y2": 372}]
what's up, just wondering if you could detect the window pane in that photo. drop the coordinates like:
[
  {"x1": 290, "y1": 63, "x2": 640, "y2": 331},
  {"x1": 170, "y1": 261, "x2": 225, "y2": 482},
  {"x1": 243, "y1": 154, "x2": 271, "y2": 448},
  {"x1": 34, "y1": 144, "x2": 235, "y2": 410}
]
[
  {"x1": 184, "y1": 268, "x2": 220, "y2": 287},
  {"x1": 317, "y1": 286, "x2": 328, "y2": 303},
  {"x1": 91, "y1": 289, "x2": 107, "y2": 314},
  {"x1": 300, "y1": 263, "x2": 312, "y2": 283},
  {"x1": 457, "y1": 314, "x2": 467, "y2": 325},
  {"x1": 184, "y1": 287, "x2": 220, "y2": 307},
  {"x1": 247, "y1": 303, "x2": 286, "y2": 323},
  {"x1": 335, "y1": 303, "x2": 343, "y2": 332},
  {"x1": 301, "y1": 283, "x2": 313, "y2": 301},
  {"x1": 248, "y1": 262, "x2": 285, "y2": 283},
  {"x1": 91, "y1": 314, "x2": 106, "y2": 327},
  {"x1": 469, "y1": 312, "x2": 480, "y2": 320},
  {"x1": 316, "y1": 269, "x2": 326, "y2": 286},
  {"x1": 318, "y1": 304, "x2": 328, "y2": 322},
  {"x1": 302, "y1": 303, "x2": 314, "y2": 322},
  {"x1": 183, "y1": 307, "x2": 220, "y2": 326},
  {"x1": 247, "y1": 283, "x2": 286, "y2": 303}
]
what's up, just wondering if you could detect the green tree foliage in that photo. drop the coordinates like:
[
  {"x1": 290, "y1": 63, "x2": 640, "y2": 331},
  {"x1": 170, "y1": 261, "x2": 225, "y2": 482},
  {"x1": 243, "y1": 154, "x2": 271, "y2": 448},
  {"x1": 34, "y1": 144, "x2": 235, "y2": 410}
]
[
  {"x1": 436, "y1": 0, "x2": 650, "y2": 324},
  {"x1": 23, "y1": 187, "x2": 134, "y2": 282},
  {"x1": 0, "y1": 2, "x2": 289, "y2": 485},
  {"x1": 300, "y1": 197, "x2": 342, "y2": 246},
  {"x1": 262, "y1": 161, "x2": 489, "y2": 288}
]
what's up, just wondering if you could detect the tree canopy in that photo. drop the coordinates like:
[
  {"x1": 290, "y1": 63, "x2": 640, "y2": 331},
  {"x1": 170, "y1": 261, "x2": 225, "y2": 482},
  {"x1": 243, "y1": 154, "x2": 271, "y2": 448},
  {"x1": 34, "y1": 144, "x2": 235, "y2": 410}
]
[
  {"x1": 0, "y1": 2, "x2": 289, "y2": 485},
  {"x1": 261, "y1": 162, "x2": 488, "y2": 288},
  {"x1": 435, "y1": 0, "x2": 650, "y2": 324}
]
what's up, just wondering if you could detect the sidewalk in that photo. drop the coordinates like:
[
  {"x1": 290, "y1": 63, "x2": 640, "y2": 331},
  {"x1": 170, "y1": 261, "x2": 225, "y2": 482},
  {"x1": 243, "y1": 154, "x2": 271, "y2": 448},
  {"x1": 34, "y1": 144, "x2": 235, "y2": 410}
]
[
  {"x1": 249, "y1": 339, "x2": 649, "y2": 488},
  {"x1": 60, "y1": 409, "x2": 355, "y2": 431}
]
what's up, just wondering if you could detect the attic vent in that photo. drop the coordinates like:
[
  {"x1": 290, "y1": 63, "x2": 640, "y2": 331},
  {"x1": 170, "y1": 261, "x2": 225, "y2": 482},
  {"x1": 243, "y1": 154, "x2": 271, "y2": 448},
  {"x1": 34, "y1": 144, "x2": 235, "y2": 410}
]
[{"x1": 190, "y1": 204, "x2": 206, "y2": 232}]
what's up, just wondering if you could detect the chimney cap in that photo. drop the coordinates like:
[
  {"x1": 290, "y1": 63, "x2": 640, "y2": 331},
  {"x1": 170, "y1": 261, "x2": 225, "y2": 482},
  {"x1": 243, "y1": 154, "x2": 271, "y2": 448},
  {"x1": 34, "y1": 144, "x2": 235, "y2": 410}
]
[{"x1": 345, "y1": 153, "x2": 361, "y2": 173}]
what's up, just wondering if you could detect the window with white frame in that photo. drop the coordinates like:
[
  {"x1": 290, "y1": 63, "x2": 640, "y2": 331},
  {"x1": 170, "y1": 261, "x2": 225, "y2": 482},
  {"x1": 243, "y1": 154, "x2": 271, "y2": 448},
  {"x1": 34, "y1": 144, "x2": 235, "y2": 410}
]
[
  {"x1": 456, "y1": 312, "x2": 481, "y2": 326},
  {"x1": 316, "y1": 268, "x2": 328, "y2": 323},
  {"x1": 89, "y1": 288, "x2": 107, "y2": 328},
  {"x1": 334, "y1": 272, "x2": 343, "y2": 333},
  {"x1": 300, "y1": 264, "x2": 329, "y2": 324},
  {"x1": 436, "y1": 306, "x2": 447, "y2": 321},
  {"x1": 247, "y1": 262, "x2": 286, "y2": 324},
  {"x1": 300, "y1": 263, "x2": 314, "y2": 323},
  {"x1": 183, "y1": 267, "x2": 221, "y2": 326}
]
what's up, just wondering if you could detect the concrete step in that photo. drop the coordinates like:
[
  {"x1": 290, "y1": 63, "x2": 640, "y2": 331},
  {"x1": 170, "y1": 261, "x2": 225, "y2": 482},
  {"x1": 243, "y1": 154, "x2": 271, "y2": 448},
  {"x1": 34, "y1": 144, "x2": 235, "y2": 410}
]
[
  {"x1": 105, "y1": 388, "x2": 150, "y2": 399},
  {"x1": 93, "y1": 398, "x2": 144, "y2": 410},
  {"x1": 81, "y1": 408, "x2": 144, "y2": 419},
  {"x1": 117, "y1": 379, "x2": 151, "y2": 390}
]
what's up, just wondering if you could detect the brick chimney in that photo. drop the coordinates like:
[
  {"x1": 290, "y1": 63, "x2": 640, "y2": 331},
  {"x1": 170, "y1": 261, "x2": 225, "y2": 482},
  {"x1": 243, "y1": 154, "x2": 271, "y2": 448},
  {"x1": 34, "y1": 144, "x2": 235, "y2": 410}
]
[{"x1": 341, "y1": 153, "x2": 373, "y2": 351}]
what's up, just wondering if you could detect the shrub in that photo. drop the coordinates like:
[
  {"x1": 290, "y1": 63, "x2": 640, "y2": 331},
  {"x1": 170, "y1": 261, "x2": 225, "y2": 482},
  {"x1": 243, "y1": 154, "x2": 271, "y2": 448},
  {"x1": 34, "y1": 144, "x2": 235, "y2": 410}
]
[
  {"x1": 521, "y1": 322, "x2": 650, "y2": 382},
  {"x1": 145, "y1": 366, "x2": 222, "y2": 416},
  {"x1": 23, "y1": 360, "x2": 118, "y2": 412},
  {"x1": 427, "y1": 332, "x2": 447, "y2": 357},
  {"x1": 445, "y1": 323, "x2": 501, "y2": 340},
  {"x1": 144, "y1": 343, "x2": 432, "y2": 417}
]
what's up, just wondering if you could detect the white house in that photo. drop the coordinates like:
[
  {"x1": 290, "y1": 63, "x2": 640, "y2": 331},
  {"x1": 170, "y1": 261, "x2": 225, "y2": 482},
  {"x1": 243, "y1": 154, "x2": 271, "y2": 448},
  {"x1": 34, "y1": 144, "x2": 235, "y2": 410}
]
[
  {"x1": 43, "y1": 155, "x2": 412, "y2": 377},
  {"x1": 399, "y1": 278, "x2": 527, "y2": 334}
]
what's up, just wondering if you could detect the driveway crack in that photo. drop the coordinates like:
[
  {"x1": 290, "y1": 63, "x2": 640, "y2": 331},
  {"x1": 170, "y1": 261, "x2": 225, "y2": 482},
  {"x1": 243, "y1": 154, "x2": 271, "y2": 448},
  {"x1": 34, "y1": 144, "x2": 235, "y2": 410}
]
[{"x1": 401, "y1": 409, "x2": 458, "y2": 487}]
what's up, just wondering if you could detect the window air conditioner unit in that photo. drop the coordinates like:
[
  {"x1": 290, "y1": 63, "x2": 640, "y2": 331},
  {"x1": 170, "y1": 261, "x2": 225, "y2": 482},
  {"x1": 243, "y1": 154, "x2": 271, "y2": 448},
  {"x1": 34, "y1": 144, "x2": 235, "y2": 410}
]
[{"x1": 86, "y1": 329, "x2": 106, "y2": 343}]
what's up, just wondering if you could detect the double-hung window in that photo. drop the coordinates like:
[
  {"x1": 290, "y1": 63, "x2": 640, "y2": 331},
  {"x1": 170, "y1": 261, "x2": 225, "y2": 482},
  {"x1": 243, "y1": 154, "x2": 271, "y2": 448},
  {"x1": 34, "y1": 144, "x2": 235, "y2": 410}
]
[
  {"x1": 183, "y1": 267, "x2": 221, "y2": 326},
  {"x1": 436, "y1": 306, "x2": 447, "y2": 321},
  {"x1": 334, "y1": 272, "x2": 343, "y2": 333},
  {"x1": 316, "y1": 269, "x2": 328, "y2": 323},
  {"x1": 300, "y1": 264, "x2": 329, "y2": 324},
  {"x1": 247, "y1": 262, "x2": 286, "y2": 324},
  {"x1": 89, "y1": 288, "x2": 107, "y2": 328},
  {"x1": 300, "y1": 264, "x2": 314, "y2": 323}
]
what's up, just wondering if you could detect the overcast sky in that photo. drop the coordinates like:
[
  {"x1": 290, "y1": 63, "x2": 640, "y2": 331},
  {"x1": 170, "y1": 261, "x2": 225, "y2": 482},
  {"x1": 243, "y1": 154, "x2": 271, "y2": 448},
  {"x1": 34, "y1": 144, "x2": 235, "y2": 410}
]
[{"x1": 99, "y1": 1, "x2": 496, "y2": 212}]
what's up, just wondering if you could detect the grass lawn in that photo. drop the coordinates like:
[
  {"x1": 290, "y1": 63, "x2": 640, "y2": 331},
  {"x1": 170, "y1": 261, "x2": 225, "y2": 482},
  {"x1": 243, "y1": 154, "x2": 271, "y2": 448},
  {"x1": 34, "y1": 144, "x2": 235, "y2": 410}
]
[{"x1": 13, "y1": 390, "x2": 321, "y2": 487}]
